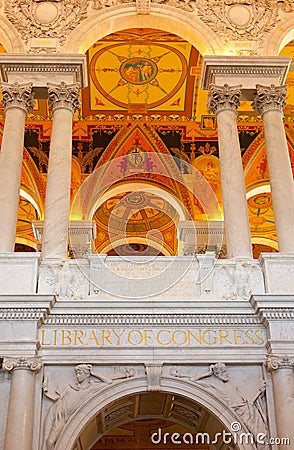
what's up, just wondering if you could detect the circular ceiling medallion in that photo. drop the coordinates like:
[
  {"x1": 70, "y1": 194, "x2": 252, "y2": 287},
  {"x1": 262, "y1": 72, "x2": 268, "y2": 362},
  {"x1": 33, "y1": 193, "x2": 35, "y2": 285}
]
[
  {"x1": 90, "y1": 43, "x2": 187, "y2": 109},
  {"x1": 125, "y1": 193, "x2": 147, "y2": 206},
  {"x1": 120, "y1": 58, "x2": 158, "y2": 85},
  {"x1": 248, "y1": 193, "x2": 272, "y2": 209},
  {"x1": 227, "y1": 5, "x2": 252, "y2": 28},
  {"x1": 34, "y1": 2, "x2": 59, "y2": 25}
]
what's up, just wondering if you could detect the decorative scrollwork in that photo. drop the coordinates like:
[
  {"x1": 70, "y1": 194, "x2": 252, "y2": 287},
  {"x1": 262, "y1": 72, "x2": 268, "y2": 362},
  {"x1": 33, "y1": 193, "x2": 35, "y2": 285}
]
[
  {"x1": 3, "y1": 357, "x2": 42, "y2": 373},
  {"x1": 5, "y1": 0, "x2": 89, "y2": 45},
  {"x1": 252, "y1": 84, "x2": 288, "y2": 116},
  {"x1": 207, "y1": 83, "x2": 241, "y2": 115},
  {"x1": 1, "y1": 82, "x2": 35, "y2": 114},
  {"x1": 47, "y1": 82, "x2": 80, "y2": 114}
]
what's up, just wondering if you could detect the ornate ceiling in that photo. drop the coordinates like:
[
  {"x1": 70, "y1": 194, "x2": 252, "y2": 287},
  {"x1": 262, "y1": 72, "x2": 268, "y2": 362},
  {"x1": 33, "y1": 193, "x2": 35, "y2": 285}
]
[{"x1": 1, "y1": 27, "x2": 294, "y2": 256}]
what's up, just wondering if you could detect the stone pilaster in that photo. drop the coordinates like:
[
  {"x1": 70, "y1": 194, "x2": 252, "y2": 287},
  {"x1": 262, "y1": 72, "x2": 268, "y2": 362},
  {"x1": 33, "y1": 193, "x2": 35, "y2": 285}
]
[
  {"x1": 265, "y1": 354, "x2": 294, "y2": 449},
  {"x1": 42, "y1": 82, "x2": 80, "y2": 260},
  {"x1": 207, "y1": 84, "x2": 252, "y2": 259},
  {"x1": 3, "y1": 357, "x2": 42, "y2": 450},
  {"x1": 253, "y1": 84, "x2": 294, "y2": 253},
  {"x1": 0, "y1": 82, "x2": 35, "y2": 252}
]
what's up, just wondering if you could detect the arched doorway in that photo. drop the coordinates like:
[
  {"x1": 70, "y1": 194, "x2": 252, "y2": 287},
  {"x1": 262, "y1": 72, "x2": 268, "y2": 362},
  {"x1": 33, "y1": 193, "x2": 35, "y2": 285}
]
[{"x1": 54, "y1": 377, "x2": 257, "y2": 450}]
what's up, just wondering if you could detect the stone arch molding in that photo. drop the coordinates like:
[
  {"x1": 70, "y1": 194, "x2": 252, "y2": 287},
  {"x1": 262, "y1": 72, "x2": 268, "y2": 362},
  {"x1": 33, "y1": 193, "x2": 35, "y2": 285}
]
[
  {"x1": 62, "y1": 4, "x2": 223, "y2": 55},
  {"x1": 54, "y1": 374, "x2": 257, "y2": 450}
]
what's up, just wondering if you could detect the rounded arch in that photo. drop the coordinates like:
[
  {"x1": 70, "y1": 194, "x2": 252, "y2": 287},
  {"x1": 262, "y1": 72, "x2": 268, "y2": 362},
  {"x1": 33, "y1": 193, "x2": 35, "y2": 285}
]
[
  {"x1": 0, "y1": 17, "x2": 24, "y2": 53},
  {"x1": 88, "y1": 182, "x2": 187, "y2": 222},
  {"x1": 62, "y1": 5, "x2": 224, "y2": 55},
  {"x1": 251, "y1": 237, "x2": 279, "y2": 251},
  {"x1": 55, "y1": 376, "x2": 256, "y2": 450},
  {"x1": 100, "y1": 236, "x2": 172, "y2": 256},
  {"x1": 263, "y1": 16, "x2": 294, "y2": 55}
]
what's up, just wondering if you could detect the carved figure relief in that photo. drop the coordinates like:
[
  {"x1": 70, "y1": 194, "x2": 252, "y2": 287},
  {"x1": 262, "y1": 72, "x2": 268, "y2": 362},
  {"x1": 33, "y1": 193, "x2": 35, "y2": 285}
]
[
  {"x1": 42, "y1": 364, "x2": 135, "y2": 450},
  {"x1": 43, "y1": 260, "x2": 88, "y2": 299},
  {"x1": 170, "y1": 362, "x2": 269, "y2": 449},
  {"x1": 214, "y1": 259, "x2": 264, "y2": 300},
  {"x1": 5, "y1": 0, "x2": 89, "y2": 45}
]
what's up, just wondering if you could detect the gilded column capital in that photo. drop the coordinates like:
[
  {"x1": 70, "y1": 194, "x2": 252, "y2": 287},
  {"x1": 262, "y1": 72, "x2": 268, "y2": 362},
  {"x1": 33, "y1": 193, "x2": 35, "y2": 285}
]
[
  {"x1": 2, "y1": 356, "x2": 42, "y2": 373},
  {"x1": 207, "y1": 84, "x2": 241, "y2": 116},
  {"x1": 1, "y1": 82, "x2": 35, "y2": 114},
  {"x1": 265, "y1": 354, "x2": 294, "y2": 372},
  {"x1": 47, "y1": 81, "x2": 80, "y2": 115},
  {"x1": 252, "y1": 84, "x2": 288, "y2": 116}
]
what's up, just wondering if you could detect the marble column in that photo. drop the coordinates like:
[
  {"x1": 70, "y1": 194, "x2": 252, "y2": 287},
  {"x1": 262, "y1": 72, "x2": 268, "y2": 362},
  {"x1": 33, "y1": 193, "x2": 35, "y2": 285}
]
[
  {"x1": 265, "y1": 355, "x2": 294, "y2": 448},
  {"x1": 42, "y1": 82, "x2": 80, "y2": 260},
  {"x1": 207, "y1": 84, "x2": 252, "y2": 259},
  {"x1": 3, "y1": 357, "x2": 42, "y2": 450},
  {"x1": 253, "y1": 84, "x2": 294, "y2": 253},
  {"x1": 0, "y1": 82, "x2": 35, "y2": 252}
]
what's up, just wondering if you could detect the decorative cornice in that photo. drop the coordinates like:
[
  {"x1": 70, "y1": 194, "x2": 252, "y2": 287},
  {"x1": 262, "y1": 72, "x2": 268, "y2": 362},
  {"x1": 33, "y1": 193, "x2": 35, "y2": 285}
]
[
  {"x1": 44, "y1": 313, "x2": 262, "y2": 326},
  {"x1": 207, "y1": 84, "x2": 241, "y2": 115},
  {"x1": 2, "y1": 356, "x2": 42, "y2": 373},
  {"x1": 47, "y1": 82, "x2": 80, "y2": 114},
  {"x1": 252, "y1": 84, "x2": 288, "y2": 116},
  {"x1": 1, "y1": 82, "x2": 35, "y2": 114},
  {"x1": 0, "y1": 308, "x2": 51, "y2": 323},
  {"x1": 265, "y1": 354, "x2": 294, "y2": 372}
]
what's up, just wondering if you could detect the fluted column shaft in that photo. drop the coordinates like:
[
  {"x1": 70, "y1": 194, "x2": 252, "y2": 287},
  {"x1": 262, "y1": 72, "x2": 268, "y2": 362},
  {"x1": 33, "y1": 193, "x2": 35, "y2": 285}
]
[
  {"x1": 3, "y1": 357, "x2": 42, "y2": 450},
  {"x1": 42, "y1": 82, "x2": 80, "y2": 260},
  {"x1": 266, "y1": 355, "x2": 294, "y2": 449},
  {"x1": 253, "y1": 84, "x2": 294, "y2": 252},
  {"x1": 0, "y1": 83, "x2": 35, "y2": 252},
  {"x1": 208, "y1": 84, "x2": 252, "y2": 258}
]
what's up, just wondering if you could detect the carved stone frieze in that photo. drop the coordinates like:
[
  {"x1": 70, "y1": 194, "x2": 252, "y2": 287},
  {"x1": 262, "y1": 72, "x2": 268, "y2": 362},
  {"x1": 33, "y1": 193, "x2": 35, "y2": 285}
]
[
  {"x1": 1, "y1": 82, "x2": 35, "y2": 114},
  {"x1": 252, "y1": 84, "x2": 288, "y2": 116},
  {"x1": 170, "y1": 362, "x2": 269, "y2": 446},
  {"x1": 42, "y1": 364, "x2": 136, "y2": 449},
  {"x1": 265, "y1": 354, "x2": 294, "y2": 372},
  {"x1": 207, "y1": 84, "x2": 241, "y2": 115},
  {"x1": 3, "y1": 356, "x2": 42, "y2": 373},
  {"x1": 5, "y1": 0, "x2": 89, "y2": 45},
  {"x1": 47, "y1": 82, "x2": 80, "y2": 114}
]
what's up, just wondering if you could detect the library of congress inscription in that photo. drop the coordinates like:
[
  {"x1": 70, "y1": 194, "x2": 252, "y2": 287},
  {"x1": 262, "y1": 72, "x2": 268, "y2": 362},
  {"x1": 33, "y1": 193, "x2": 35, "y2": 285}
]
[{"x1": 40, "y1": 327, "x2": 265, "y2": 347}]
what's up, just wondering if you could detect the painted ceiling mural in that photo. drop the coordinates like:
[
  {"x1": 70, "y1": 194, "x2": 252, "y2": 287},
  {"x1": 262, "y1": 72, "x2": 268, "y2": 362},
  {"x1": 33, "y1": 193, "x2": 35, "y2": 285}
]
[{"x1": 0, "y1": 29, "x2": 294, "y2": 255}]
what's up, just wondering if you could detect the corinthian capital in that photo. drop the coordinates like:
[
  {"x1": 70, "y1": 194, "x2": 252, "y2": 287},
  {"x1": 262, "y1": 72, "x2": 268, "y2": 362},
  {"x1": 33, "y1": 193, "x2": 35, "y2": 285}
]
[
  {"x1": 2, "y1": 357, "x2": 42, "y2": 373},
  {"x1": 1, "y1": 82, "x2": 35, "y2": 114},
  {"x1": 252, "y1": 84, "x2": 288, "y2": 116},
  {"x1": 207, "y1": 84, "x2": 241, "y2": 116},
  {"x1": 265, "y1": 354, "x2": 294, "y2": 372},
  {"x1": 47, "y1": 82, "x2": 80, "y2": 114}
]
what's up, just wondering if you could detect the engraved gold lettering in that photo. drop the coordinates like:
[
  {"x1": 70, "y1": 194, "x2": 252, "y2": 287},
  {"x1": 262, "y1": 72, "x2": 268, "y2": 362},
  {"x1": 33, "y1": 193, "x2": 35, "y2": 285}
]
[
  {"x1": 61, "y1": 330, "x2": 72, "y2": 346},
  {"x1": 244, "y1": 329, "x2": 255, "y2": 345},
  {"x1": 102, "y1": 329, "x2": 112, "y2": 345},
  {"x1": 172, "y1": 330, "x2": 187, "y2": 346},
  {"x1": 143, "y1": 330, "x2": 153, "y2": 345},
  {"x1": 219, "y1": 330, "x2": 232, "y2": 345},
  {"x1": 73, "y1": 330, "x2": 84, "y2": 346},
  {"x1": 128, "y1": 330, "x2": 143, "y2": 345},
  {"x1": 233, "y1": 329, "x2": 244, "y2": 345},
  {"x1": 112, "y1": 329, "x2": 125, "y2": 345},
  {"x1": 41, "y1": 330, "x2": 51, "y2": 346},
  {"x1": 202, "y1": 330, "x2": 217, "y2": 345},
  {"x1": 255, "y1": 330, "x2": 265, "y2": 345},
  {"x1": 156, "y1": 330, "x2": 171, "y2": 345},
  {"x1": 86, "y1": 330, "x2": 100, "y2": 346}
]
